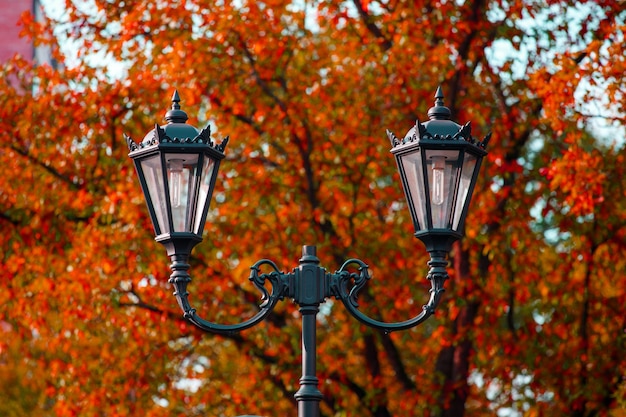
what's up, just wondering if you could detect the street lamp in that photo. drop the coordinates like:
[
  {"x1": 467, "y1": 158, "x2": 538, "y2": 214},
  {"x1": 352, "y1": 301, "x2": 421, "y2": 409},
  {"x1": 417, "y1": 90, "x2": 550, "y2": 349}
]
[
  {"x1": 387, "y1": 86, "x2": 490, "y2": 254},
  {"x1": 125, "y1": 87, "x2": 489, "y2": 417}
]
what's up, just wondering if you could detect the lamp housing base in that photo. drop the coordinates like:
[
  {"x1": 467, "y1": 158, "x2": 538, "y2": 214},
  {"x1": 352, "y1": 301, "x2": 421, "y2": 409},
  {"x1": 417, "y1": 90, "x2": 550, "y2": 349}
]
[
  {"x1": 414, "y1": 229, "x2": 462, "y2": 254},
  {"x1": 155, "y1": 232, "x2": 203, "y2": 257}
]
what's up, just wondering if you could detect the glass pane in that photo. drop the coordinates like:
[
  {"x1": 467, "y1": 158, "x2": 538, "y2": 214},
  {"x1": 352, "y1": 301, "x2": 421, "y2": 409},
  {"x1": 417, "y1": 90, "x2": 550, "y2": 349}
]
[
  {"x1": 139, "y1": 155, "x2": 169, "y2": 234},
  {"x1": 166, "y1": 153, "x2": 199, "y2": 233},
  {"x1": 399, "y1": 151, "x2": 428, "y2": 231},
  {"x1": 425, "y1": 150, "x2": 460, "y2": 229},
  {"x1": 194, "y1": 156, "x2": 217, "y2": 234},
  {"x1": 452, "y1": 153, "x2": 478, "y2": 230}
]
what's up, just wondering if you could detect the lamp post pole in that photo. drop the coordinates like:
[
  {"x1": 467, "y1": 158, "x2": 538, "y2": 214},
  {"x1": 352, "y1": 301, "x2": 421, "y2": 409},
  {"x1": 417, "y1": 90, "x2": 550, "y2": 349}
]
[
  {"x1": 293, "y1": 246, "x2": 324, "y2": 417},
  {"x1": 125, "y1": 87, "x2": 490, "y2": 416}
]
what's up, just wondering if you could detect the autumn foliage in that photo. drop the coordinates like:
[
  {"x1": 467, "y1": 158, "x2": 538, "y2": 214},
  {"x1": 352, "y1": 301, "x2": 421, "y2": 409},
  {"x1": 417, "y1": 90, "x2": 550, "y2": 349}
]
[{"x1": 1, "y1": 1, "x2": 625, "y2": 416}]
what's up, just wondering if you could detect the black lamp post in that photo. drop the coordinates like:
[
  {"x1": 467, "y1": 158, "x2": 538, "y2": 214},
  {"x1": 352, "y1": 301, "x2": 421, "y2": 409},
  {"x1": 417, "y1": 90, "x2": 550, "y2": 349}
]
[{"x1": 125, "y1": 87, "x2": 489, "y2": 417}]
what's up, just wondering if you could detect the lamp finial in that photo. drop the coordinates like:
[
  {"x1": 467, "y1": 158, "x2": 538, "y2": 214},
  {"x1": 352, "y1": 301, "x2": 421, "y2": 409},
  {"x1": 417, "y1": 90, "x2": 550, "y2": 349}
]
[
  {"x1": 428, "y1": 86, "x2": 451, "y2": 120},
  {"x1": 165, "y1": 89, "x2": 189, "y2": 124}
]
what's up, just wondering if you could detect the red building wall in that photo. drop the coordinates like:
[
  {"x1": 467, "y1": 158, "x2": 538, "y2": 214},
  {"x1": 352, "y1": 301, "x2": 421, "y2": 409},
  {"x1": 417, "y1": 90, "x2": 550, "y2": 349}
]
[{"x1": 0, "y1": 0, "x2": 34, "y2": 62}]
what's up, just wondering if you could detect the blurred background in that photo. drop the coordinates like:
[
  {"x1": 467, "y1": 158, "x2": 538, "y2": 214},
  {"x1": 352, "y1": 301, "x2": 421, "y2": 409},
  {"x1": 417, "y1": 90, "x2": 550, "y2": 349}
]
[{"x1": 0, "y1": 0, "x2": 624, "y2": 416}]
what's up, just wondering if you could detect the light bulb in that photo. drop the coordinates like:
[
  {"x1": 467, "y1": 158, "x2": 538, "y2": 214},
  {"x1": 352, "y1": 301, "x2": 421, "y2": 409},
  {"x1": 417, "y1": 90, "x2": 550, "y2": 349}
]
[
  {"x1": 169, "y1": 159, "x2": 184, "y2": 208},
  {"x1": 431, "y1": 156, "x2": 446, "y2": 206}
]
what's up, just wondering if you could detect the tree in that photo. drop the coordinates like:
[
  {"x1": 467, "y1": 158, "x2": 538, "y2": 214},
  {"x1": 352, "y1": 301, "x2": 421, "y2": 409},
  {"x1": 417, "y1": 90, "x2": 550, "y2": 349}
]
[{"x1": 0, "y1": 0, "x2": 624, "y2": 416}]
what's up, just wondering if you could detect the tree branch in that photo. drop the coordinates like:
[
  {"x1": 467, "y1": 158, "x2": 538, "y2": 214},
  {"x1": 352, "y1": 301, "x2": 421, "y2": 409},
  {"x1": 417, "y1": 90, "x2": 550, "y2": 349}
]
[
  {"x1": 351, "y1": 0, "x2": 393, "y2": 51},
  {"x1": 9, "y1": 143, "x2": 82, "y2": 191}
]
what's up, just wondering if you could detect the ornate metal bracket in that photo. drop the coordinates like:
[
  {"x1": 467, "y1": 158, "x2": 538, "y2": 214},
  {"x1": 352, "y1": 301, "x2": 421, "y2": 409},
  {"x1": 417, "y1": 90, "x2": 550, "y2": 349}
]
[
  {"x1": 167, "y1": 246, "x2": 448, "y2": 336},
  {"x1": 330, "y1": 252, "x2": 448, "y2": 334},
  {"x1": 168, "y1": 255, "x2": 290, "y2": 335}
]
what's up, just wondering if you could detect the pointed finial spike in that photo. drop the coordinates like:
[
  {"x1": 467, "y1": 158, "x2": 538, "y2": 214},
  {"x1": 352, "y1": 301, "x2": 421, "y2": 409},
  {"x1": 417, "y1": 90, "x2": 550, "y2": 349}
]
[
  {"x1": 434, "y1": 85, "x2": 444, "y2": 106},
  {"x1": 480, "y1": 131, "x2": 492, "y2": 149},
  {"x1": 172, "y1": 90, "x2": 181, "y2": 109},
  {"x1": 217, "y1": 136, "x2": 230, "y2": 153},
  {"x1": 387, "y1": 129, "x2": 402, "y2": 147},
  {"x1": 124, "y1": 133, "x2": 139, "y2": 151},
  {"x1": 427, "y1": 86, "x2": 451, "y2": 120}
]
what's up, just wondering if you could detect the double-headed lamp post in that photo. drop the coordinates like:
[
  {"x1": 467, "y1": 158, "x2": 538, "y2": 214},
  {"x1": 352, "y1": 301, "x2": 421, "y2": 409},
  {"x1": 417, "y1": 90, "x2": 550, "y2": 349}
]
[{"x1": 125, "y1": 87, "x2": 489, "y2": 417}]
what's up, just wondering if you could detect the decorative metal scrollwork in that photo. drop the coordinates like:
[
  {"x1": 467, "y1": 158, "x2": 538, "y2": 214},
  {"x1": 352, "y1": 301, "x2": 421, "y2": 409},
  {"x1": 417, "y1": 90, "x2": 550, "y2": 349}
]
[
  {"x1": 167, "y1": 255, "x2": 288, "y2": 335},
  {"x1": 166, "y1": 245, "x2": 450, "y2": 337},
  {"x1": 332, "y1": 253, "x2": 449, "y2": 334},
  {"x1": 125, "y1": 124, "x2": 229, "y2": 153},
  {"x1": 331, "y1": 258, "x2": 370, "y2": 309},
  {"x1": 249, "y1": 259, "x2": 289, "y2": 307}
]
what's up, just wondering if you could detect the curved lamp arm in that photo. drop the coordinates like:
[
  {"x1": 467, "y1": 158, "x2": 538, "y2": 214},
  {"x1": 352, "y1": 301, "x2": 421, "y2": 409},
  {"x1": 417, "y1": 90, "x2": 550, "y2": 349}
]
[
  {"x1": 168, "y1": 254, "x2": 289, "y2": 335},
  {"x1": 331, "y1": 251, "x2": 449, "y2": 334},
  {"x1": 168, "y1": 248, "x2": 450, "y2": 335}
]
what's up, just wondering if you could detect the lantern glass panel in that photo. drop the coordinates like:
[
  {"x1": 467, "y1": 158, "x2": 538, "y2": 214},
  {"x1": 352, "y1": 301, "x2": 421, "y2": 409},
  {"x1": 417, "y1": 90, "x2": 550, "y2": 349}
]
[
  {"x1": 139, "y1": 154, "x2": 169, "y2": 234},
  {"x1": 424, "y1": 149, "x2": 461, "y2": 229},
  {"x1": 165, "y1": 153, "x2": 200, "y2": 233},
  {"x1": 399, "y1": 151, "x2": 428, "y2": 231},
  {"x1": 193, "y1": 155, "x2": 217, "y2": 234},
  {"x1": 452, "y1": 153, "x2": 478, "y2": 230}
]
